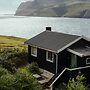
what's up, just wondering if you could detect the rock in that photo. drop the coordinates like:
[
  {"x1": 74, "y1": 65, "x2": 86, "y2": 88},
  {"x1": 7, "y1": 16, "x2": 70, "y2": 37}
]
[{"x1": 15, "y1": 0, "x2": 90, "y2": 18}]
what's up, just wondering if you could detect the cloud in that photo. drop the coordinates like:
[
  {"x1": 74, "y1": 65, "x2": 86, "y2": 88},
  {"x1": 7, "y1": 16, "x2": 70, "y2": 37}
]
[{"x1": 22, "y1": 0, "x2": 34, "y2": 2}]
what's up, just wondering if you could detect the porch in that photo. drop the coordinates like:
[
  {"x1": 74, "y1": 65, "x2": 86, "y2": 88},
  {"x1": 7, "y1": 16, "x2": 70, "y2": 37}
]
[{"x1": 33, "y1": 68, "x2": 54, "y2": 86}]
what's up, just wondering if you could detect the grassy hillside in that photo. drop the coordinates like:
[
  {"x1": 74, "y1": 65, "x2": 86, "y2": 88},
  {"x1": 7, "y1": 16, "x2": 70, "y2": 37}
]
[{"x1": 0, "y1": 35, "x2": 27, "y2": 48}]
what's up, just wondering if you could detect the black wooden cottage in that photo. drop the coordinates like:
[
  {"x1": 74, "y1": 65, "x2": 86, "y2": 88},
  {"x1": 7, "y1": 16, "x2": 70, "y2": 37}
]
[{"x1": 25, "y1": 27, "x2": 90, "y2": 90}]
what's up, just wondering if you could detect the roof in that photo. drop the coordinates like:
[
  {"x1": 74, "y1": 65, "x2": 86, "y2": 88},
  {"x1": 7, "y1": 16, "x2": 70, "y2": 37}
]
[
  {"x1": 25, "y1": 31, "x2": 81, "y2": 53},
  {"x1": 68, "y1": 47, "x2": 90, "y2": 57}
]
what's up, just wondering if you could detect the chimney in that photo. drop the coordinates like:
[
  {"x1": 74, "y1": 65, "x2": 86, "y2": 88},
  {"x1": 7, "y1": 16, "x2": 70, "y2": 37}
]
[{"x1": 46, "y1": 27, "x2": 51, "y2": 31}]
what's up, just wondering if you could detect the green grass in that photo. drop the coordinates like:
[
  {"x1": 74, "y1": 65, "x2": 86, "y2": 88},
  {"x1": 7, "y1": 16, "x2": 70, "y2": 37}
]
[{"x1": 0, "y1": 35, "x2": 27, "y2": 48}]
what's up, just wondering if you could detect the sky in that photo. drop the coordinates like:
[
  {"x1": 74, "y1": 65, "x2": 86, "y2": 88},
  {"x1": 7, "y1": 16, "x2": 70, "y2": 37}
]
[{"x1": 0, "y1": 0, "x2": 30, "y2": 14}]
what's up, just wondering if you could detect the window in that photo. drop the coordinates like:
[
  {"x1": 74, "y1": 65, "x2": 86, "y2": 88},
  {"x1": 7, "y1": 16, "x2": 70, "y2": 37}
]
[
  {"x1": 86, "y1": 58, "x2": 90, "y2": 64},
  {"x1": 31, "y1": 46, "x2": 37, "y2": 57},
  {"x1": 46, "y1": 51, "x2": 55, "y2": 63}
]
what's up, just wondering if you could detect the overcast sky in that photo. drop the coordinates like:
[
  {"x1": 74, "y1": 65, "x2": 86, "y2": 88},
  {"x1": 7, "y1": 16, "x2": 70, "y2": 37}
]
[{"x1": 0, "y1": 0, "x2": 30, "y2": 14}]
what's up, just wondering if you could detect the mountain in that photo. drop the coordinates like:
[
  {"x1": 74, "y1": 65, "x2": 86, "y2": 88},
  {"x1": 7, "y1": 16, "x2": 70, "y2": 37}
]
[{"x1": 15, "y1": 0, "x2": 90, "y2": 18}]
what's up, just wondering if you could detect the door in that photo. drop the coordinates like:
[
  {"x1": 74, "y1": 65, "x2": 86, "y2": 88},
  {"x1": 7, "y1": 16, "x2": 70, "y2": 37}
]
[{"x1": 71, "y1": 54, "x2": 77, "y2": 68}]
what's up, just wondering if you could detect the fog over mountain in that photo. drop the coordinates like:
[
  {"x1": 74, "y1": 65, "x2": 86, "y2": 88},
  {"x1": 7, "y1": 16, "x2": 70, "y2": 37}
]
[{"x1": 15, "y1": 0, "x2": 90, "y2": 18}]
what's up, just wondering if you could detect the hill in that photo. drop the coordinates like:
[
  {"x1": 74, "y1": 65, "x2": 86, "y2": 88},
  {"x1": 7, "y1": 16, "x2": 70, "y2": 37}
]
[
  {"x1": 15, "y1": 0, "x2": 90, "y2": 18},
  {"x1": 0, "y1": 35, "x2": 27, "y2": 48}
]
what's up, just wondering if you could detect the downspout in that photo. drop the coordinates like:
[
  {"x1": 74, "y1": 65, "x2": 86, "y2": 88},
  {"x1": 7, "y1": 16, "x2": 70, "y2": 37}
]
[
  {"x1": 50, "y1": 85, "x2": 53, "y2": 90},
  {"x1": 56, "y1": 54, "x2": 58, "y2": 74}
]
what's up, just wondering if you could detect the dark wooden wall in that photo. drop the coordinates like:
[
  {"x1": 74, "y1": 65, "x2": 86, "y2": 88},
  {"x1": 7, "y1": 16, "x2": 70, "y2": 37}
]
[
  {"x1": 77, "y1": 56, "x2": 90, "y2": 67},
  {"x1": 28, "y1": 45, "x2": 56, "y2": 74},
  {"x1": 70, "y1": 39, "x2": 90, "y2": 48},
  {"x1": 57, "y1": 50, "x2": 71, "y2": 73}
]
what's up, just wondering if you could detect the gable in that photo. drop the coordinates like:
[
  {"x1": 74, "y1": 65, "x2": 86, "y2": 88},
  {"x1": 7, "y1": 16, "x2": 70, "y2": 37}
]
[{"x1": 67, "y1": 38, "x2": 90, "y2": 57}]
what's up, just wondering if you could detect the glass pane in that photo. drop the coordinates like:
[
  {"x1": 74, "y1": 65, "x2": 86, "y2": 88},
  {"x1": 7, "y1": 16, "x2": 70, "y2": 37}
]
[
  {"x1": 31, "y1": 47, "x2": 37, "y2": 56},
  {"x1": 87, "y1": 58, "x2": 90, "y2": 64},
  {"x1": 47, "y1": 51, "x2": 54, "y2": 62}
]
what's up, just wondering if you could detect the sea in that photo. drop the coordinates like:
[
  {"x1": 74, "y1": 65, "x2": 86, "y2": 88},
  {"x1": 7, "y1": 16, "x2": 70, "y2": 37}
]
[{"x1": 0, "y1": 14, "x2": 90, "y2": 39}]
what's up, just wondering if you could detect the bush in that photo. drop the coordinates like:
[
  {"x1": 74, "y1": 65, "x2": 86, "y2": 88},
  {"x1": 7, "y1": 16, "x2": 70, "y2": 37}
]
[
  {"x1": 0, "y1": 48, "x2": 28, "y2": 73},
  {"x1": 66, "y1": 74, "x2": 88, "y2": 90},
  {"x1": 0, "y1": 74, "x2": 15, "y2": 90},
  {"x1": 0, "y1": 66, "x2": 9, "y2": 77},
  {"x1": 0, "y1": 66, "x2": 15, "y2": 90},
  {"x1": 0, "y1": 66, "x2": 42, "y2": 90},
  {"x1": 14, "y1": 67, "x2": 42, "y2": 90},
  {"x1": 27, "y1": 62, "x2": 41, "y2": 74},
  {"x1": 55, "y1": 74, "x2": 88, "y2": 90}
]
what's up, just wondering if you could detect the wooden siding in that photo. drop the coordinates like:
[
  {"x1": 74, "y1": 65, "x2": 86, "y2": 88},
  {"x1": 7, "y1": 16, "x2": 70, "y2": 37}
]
[
  {"x1": 57, "y1": 50, "x2": 71, "y2": 73},
  {"x1": 28, "y1": 45, "x2": 56, "y2": 74},
  {"x1": 77, "y1": 56, "x2": 90, "y2": 67},
  {"x1": 70, "y1": 39, "x2": 90, "y2": 48}
]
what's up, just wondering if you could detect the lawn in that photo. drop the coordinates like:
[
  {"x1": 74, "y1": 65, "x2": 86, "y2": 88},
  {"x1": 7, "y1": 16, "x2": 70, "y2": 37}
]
[{"x1": 0, "y1": 35, "x2": 27, "y2": 48}]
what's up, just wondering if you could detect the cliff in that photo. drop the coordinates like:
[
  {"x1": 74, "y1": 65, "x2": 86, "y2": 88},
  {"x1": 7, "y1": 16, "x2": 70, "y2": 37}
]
[{"x1": 15, "y1": 0, "x2": 90, "y2": 18}]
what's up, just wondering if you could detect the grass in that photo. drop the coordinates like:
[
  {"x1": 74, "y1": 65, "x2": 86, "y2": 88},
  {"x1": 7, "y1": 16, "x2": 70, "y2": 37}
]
[{"x1": 0, "y1": 35, "x2": 27, "y2": 48}]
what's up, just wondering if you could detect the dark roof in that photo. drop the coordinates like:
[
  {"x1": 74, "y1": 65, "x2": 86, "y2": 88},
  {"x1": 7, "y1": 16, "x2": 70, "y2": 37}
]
[{"x1": 25, "y1": 31, "x2": 81, "y2": 52}]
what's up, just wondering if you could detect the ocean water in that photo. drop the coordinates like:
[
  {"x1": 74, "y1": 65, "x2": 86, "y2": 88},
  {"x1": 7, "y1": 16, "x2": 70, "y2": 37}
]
[{"x1": 0, "y1": 15, "x2": 90, "y2": 39}]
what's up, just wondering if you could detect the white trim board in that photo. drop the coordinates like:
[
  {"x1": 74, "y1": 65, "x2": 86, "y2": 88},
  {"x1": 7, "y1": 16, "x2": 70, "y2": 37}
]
[
  {"x1": 29, "y1": 44, "x2": 57, "y2": 53},
  {"x1": 67, "y1": 48, "x2": 83, "y2": 57},
  {"x1": 50, "y1": 68, "x2": 67, "y2": 87}
]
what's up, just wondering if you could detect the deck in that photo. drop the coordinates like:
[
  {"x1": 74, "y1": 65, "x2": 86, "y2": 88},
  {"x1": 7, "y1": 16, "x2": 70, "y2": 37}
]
[{"x1": 33, "y1": 68, "x2": 54, "y2": 85}]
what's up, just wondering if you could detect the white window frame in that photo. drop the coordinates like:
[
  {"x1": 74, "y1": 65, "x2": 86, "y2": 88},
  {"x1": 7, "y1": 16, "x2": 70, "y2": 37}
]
[
  {"x1": 46, "y1": 51, "x2": 54, "y2": 63},
  {"x1": 86, "y1": 58, "x2": 90, "y2": 64},
  {"x1": 31, "y1": 46, "x2": 37, "y2": 57}
]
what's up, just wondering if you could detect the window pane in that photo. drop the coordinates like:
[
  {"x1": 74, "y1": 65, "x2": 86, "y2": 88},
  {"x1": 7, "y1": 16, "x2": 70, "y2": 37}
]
[
  {"x1": 48, "y1": 51, "x2": 53, "y2": 61},
  {"x1": 31, "y1": 47, "x2": 37, "y2": 57},
  {"x1": 86, "y1": 58, "x2": 90, "y2": 64},
  {"x1": 47, "y1": 51, "x2": 55, "y2": 62}
]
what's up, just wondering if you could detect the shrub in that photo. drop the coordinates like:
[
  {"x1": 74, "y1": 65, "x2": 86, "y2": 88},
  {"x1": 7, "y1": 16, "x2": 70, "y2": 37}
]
[
  {"x1": 14, "y1": 67, "x2": 42, "y2": 90},
  {"x1": 66, "y1": 74, "x2": 88, "y2": 90},
  {"x1": 27, "y1": 62, "x2": 41, "y2": 74},
  {"x1": 0, "y1": 66, "x2": 42, "y2": 90},
  {"x1": 0, "y1": 66, "x2": 9, "y2": 77},
  {"x1": 0, "y1": 66, "x2": 15, "y2": 90},
  {"x1": 55, "y1": 74, "x2": 88, "y2": 90},
  {"x1": 0, "y1": 74, "x2": 15, "y2": 90},
  {"x1": 0, "y1": 48, "x2": 28, "y2": 73}
]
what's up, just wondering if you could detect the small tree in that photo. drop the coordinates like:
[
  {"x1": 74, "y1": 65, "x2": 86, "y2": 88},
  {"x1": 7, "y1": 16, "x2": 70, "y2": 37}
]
[
  {"x1": 27, "y1": 62, "x2": 41, "y2": 74},
  {"x1": 67, "y1": 74, "x2": 88, "y2": 90}
]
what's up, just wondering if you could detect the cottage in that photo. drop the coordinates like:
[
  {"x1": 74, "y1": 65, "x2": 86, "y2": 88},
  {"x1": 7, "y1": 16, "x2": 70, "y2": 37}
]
[{"x1": 25, "y1": 27, "x2": 90, "y2": 90}]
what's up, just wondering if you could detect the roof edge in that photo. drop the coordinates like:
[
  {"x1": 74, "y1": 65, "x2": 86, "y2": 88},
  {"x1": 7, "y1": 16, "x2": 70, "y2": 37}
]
[
  {"x1": 82, "y1": 35, "x2": 90, "y2": 42},
  {"x1": 57, "y1": 36, "x2": 82, "y2": 53},
  {"x1": 67, "y1": 48, "x2": 83, "y2": 57},
  {"x1": 29, "y1": 44, "x2": 57, "y2": 53}
]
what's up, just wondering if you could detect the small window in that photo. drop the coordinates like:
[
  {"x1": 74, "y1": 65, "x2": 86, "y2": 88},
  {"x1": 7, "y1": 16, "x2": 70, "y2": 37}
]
[
  {"x1": 31, "y1": 46, "x2": 37, "y2": 57},
  {"x1": 86, "y1": 58, "x2": 90, "y2": 64},
  {"x1": 46, "y1": 51, "x2": 54, "y2": 63}
]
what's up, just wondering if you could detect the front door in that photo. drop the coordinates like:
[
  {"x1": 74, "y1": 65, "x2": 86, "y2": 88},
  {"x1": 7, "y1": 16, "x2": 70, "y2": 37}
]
[{"x1": 71, "y1": 54, "x2": 77, "y2": 68}]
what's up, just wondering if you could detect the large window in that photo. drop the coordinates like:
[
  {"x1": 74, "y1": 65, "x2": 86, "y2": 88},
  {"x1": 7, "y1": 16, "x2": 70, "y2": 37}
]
[
  {"x1": 46, "y1": 51, "x2": 55, "y2": 63},
  {"x1": 31, "y1": 46, "x2": 37, "y2": 57},
  {"x1": 86, "y1": 58, "x2": 90, "y2": 64}
]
